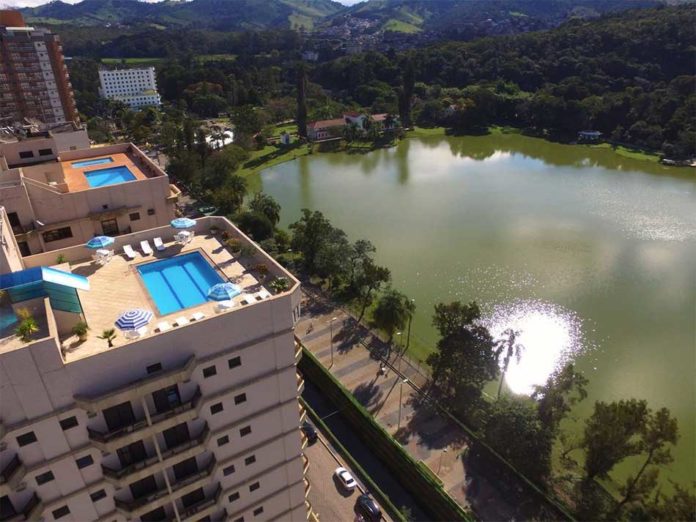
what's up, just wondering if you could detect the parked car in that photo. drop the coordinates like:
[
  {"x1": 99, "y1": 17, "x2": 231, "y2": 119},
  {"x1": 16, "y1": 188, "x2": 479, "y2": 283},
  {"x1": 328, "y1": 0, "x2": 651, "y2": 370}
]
[
  {"x1": 301, "y1": 421, "x2": 318, "y2": 443},
  {"x1": 334, "y1": 466, "x2": 357, "y2": 491},
  {"x1": 356, "y1": 493, "x2": 382, "y2": 521}
]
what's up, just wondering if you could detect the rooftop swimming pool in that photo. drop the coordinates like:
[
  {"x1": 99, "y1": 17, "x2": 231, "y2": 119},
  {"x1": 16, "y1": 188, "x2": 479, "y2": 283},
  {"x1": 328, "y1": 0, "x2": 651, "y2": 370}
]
[
  {"x1": 137, "y1": 252, "x2": 226, "y2": 315},
  {"x1": 72, "y1": 157, "x2": 113, "y2": 168},
  {"x1": 84, "y1": 166, "x2": 136, "y2": 187}
]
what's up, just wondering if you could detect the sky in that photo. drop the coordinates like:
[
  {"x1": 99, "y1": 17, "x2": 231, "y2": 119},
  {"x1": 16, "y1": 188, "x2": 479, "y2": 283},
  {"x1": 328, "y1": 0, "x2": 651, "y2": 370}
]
[{"x1": 2, "y1": 0, "x2": 366, "y2": 7}]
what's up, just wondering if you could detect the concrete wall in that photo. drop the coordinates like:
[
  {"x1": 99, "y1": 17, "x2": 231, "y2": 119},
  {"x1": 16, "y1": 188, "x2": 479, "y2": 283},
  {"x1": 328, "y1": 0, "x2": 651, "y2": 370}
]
[
  {"x1": 0, "y1": 129, "x2": 88, "y2": 167},
  {"x1": 0, "y1": 206, "x2": 24, "y2": 272}
]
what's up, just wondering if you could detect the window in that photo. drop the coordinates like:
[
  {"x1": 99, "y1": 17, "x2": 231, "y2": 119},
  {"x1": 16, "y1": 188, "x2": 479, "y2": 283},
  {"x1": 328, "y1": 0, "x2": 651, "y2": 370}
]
[
  {"x1": 253, "y1": 507, "x2": 264, "y2": 516},
  {"x1": 233, "y1": 518, "x2": 244, "y2": 522},
  {"x1": 202, "y1": 365, "x2": 216, "y2": 378},
  {"x1": 18, "y1": 150, "x2": 34, "y2": 159},
  {"x1": 59, "y1": 416, "x2": 78, "y2": 430},
  {"x1": 76, "y1": 454, "x2": 94, "y2": 469},
  {"x1": 38, "y1": 148, "x2": 53, "y2": 156},
  {"x1": 90, "y1": 489, "x2": 106, "y2": 502},
  {"x1": 146, "y1": 363, "x2": 162, "y2": 374},
  {"x1": 240, "y1": 426, "x2": 251, "y2": 437},
  {"x1": 244, "y1": 455, "x2": 256, "y2": 466},
  {"x1": 36, "y1": 470, "x2": 55, "y2": 485},
  {"x1": 52, "y1": 506, "x2": 70, "y2": 519},
  {"x1": 101, "y1": 218, "x2": 118, "y2": 236},
  {"x1": 210, "y1": 403, "x2": 223, "y2": 415},
  {"x1": 223, "y1": 465, "x2": 235, "y2": 476},
  {"x1": 147, "y1": 208, "x2": 155, "y2": 216},
  {"x1": 228, "y1": 491, "x2": 240, "y2": 502},
  {"x1": 228, "y1": 356, "x2": 241, "y2": 369},
  {"x1": 249, "y1": 482, "x2": 260, "y2": 492},
  {"x1": 16, "y1": 431, "x2": 37, "y2": 447},
  {"x1": 234, "y1": 393, "x2": 247, "y2": 405},
  {"x1": 42, "y1": 227, "x2": 72, "y2": 243},
  {"x1": 217, "y1": 435, "x2": 229, "y2": 447},
  {"x1": 129, "y1": 212, "x2": 140, "y2": 221}
]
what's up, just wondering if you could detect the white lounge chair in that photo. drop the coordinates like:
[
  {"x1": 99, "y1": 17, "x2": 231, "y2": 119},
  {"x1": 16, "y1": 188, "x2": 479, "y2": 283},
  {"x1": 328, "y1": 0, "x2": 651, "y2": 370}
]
[
  {"x1": 156, "y1": 321, "x2": 172, "y2": 333},
  {"x1": 191, "y1": 311, "x2": 206, "y2": 321},
  {"x1": 140, "y1": 240, "x2": 154, "y2": 256},
  {"x1": 258, "y1": 290, "x2": 272, "y2": 300},
  {"x1": 174, "y1": 316, "x2": 189, "y2": 327},
  {"x1": 215, "y1": 300, "x2": 235, "y2": 312},
  {"x1": 154, "y1": 237, "x2": 166, "y2": 251},
  {"x1": 123, "y1": 244, "x2": 137, "y2": 260}
]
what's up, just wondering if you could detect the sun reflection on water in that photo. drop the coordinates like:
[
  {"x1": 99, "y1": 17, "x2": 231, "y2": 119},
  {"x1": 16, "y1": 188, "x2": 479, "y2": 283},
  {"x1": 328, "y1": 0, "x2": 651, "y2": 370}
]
[{"x1": 482, "y1": 299, "x2": 588, "y2": 395}]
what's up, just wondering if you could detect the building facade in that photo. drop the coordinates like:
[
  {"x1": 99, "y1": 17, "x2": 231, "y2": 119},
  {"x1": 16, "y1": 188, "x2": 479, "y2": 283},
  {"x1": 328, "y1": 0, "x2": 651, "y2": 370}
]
[
  {"x1": 0, "y1": 213, "x2": 309, "y2": 522},
  {"x1": 98, "y1": 68, "x2": 161, "y2": 110},
  {"x1": 0, "y1": 11, "x2": 78, "y2": 125},
  {"x1": 0, "y1": 136, "x2": 180, "y2": 257}
]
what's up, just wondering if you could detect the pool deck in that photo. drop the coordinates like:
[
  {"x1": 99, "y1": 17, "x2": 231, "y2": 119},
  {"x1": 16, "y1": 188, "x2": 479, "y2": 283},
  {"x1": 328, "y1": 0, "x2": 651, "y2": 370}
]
[
  {"x1": 61, "y1": 152, "x2": 149, "y2": 192},
  {"x1": 61, "y1": 234, "x2": 268, "y2": 362}
]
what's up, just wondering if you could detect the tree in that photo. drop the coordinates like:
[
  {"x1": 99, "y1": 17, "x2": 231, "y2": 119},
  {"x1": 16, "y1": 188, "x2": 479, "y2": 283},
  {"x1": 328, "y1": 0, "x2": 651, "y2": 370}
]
[
  {"x1": 236, "y1": 211, "x2": 274, "y2": 241},
  {"x1": 98, "y1": 328, "x2": 117, "y2": 348},
  {"x1": 372, "y1": 288, "x2": 415, "y2": 346},
  {"x1": 494, "y1": 328, "x2": 524, "y2": 399},
  {"x1": 249, "y1": 192, "x2": 281, "y2": 226},
  {"x1": 532, "y1": 363, "x2": 588, "y2": 434},
  {"x1": 289, "y1": 209, "x2": 335, "y2": 273},
  {"x1": 347, "y1": 239, "x2": 376, "y2": 290},
  {"x1": 484, "y1": 397, "x2": 554, "y2": 482},
  {"x1": 582, "y1": 399, "x2": 648, "y2": 480},
  {"x1": 398, "y1": 59, "x2": 415, "y2": 128},
  {"x1": 296, "y1": 63, "x2": 308, "y2": 139},
  {"x1": 212, "y1": 175, "x2": 247, "y2": 216},
  {"x1": 314, "y1": 227, "x2": 352, "y2": 289},
  {"x1": 195, "y1": 128, "x2": 210, "y2": 166},
  {"x1": 355, "y1": 260, "x2": 391, "y2": 324}
]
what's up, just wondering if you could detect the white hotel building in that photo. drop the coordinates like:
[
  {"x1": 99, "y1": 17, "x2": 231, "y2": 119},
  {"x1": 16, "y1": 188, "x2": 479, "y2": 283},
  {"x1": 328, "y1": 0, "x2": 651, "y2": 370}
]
[{"x1": 98, "y1": 68, "x2": 161, "y2": 110}]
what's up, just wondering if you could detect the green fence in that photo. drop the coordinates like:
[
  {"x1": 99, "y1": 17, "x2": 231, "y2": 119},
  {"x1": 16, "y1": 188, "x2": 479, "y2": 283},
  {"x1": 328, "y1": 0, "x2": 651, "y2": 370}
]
[{"x1": 299, "y1": 346, "x2": 474, "y2": 522}]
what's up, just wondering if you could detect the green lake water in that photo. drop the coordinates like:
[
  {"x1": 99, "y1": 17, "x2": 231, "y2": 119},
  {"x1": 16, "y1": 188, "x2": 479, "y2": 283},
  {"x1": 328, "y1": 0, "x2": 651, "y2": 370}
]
[{"x1": 252, "y1": 134, "x2": 695, "y2": 488}]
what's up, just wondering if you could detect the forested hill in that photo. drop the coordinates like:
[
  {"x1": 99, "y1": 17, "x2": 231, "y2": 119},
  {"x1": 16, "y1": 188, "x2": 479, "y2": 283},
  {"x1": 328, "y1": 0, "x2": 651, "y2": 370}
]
[
  {"x1": 315, "y1": 5, "x2": 696, "y2": 157},
  {"x1": 21, "y1": 0, "x2": 342, "y2": 30}
]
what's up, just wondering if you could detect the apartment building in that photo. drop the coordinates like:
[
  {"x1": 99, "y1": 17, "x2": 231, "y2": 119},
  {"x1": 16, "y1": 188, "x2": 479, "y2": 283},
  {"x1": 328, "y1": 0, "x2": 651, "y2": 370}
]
[
  {"x1": 0, "y1": 212, "x2": 309, "y2": 522},
  {"x1": 0, "y1": 135, "x2": 180, "y2": 257},
  {"x1": 98, "y1": 68, "x2": 161, "y2": 110},
  {"x1": 0, "y1": 11, "x2": 78, "y2": 125}
]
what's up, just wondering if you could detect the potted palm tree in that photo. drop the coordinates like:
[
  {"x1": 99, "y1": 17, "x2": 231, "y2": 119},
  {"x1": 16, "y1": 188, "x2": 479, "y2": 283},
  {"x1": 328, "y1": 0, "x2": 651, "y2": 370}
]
[
  {"x1": 98, "y1": 328, "x2": 117, "y2": 348},
  {"x1": 72, "y1": 321, "x2": 90, "y2": 342}
]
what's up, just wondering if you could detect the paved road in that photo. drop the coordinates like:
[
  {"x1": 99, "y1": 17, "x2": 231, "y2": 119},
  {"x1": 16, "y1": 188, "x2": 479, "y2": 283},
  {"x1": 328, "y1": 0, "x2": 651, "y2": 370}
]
[{"x1": 303, "y1": 381, "x2": 429, "y2": 521}]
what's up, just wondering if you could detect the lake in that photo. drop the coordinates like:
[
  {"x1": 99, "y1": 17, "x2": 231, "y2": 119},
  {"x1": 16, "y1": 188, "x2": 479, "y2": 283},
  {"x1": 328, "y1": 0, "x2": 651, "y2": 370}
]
[{"x1": 252, "y1": 133, "x2": 695, "y2": 488}]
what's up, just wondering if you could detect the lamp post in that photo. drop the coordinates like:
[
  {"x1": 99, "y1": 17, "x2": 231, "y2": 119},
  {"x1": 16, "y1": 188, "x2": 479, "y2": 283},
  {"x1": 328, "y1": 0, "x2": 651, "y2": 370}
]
[
  {"x1": 437, "y1": 447, "x2": 449, "y2": 474},
  {"x1": 397, "y1": 378, "x2": 408, "y2": 430},
  {"x1": 329, "y1": 316, "x2": 337, "y2": 367}
]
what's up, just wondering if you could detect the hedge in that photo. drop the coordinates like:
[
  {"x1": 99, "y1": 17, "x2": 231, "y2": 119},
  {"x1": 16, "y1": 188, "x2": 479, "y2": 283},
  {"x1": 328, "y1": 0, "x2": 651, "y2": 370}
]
[{"x1": 299, "y1": 345, "x2": 474, "y2": 522}]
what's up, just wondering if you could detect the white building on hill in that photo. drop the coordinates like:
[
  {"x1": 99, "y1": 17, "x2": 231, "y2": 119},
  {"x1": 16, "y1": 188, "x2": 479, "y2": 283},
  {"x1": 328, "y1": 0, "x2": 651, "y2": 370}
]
[{"x1": 98, "y1": 67, "x2": 161, "y2": 109}]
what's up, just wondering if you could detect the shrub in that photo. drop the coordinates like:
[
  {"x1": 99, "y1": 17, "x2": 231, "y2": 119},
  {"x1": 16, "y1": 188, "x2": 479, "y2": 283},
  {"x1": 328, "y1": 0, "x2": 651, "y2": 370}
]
[
  {"x1": 252, "y1": 263, "x2": 269, "y2": 278},
  {"x1": 72, "y1": 321, "x2": 89, "y2": 341},
  {"x1": 236, "y1": 211, "x2": 274, "y2": 241},
  {"x1": 16, "y1": 317, "x2": 38, "y2": 343},
  {"x1": 269, "y1": 277, "x2": 290, "y2": 294},
  {"x1": 225, "y1": 238, "x2": 242, "y2": 252}
]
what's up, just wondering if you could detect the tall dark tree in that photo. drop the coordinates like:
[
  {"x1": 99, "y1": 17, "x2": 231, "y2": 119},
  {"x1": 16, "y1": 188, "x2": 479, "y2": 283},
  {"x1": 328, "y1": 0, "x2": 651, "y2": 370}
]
[
  {"x1": 494, "y1": 328, "x2": 524, "y2": 399},
  {"x1": 355, "y1": 260, "x2": 391, "y2": 324},
  {"x1": 372, "y1": 288, "x2": 416, "y2": 346},
  {"x1": 296, "y1": 63, "x2": 308, "y2": 139},
  {"x1": 532, "y1": 363, "x2": 588, "y2": 434},
  {"x1": 397, "y1": 59, "x2": 415, "y2": 128}
]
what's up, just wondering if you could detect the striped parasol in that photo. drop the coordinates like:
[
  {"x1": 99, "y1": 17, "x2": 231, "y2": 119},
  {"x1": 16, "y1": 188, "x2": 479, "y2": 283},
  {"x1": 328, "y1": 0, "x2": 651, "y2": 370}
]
[
  {"x1": 85, "y1": 236, "x2": 115, "y2": 249},
  {"x1": 207, "y1": 282, "x2": 241, "y2": 301},
  {"x1": 170, "y1": 217, "x2": 196, "y2": 229},
  {"x1": 115, "y1": 309, "x2": 153, "y2": 331}
]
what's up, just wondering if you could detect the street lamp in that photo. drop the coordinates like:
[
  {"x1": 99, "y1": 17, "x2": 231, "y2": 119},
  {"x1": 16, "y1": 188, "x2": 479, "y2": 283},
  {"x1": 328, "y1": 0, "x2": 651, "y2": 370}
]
[
  {"x1": 437, "y1": 447, "x2": 449, "y2": 474},
  {"x1": 329, "y1": 316, "x2": 337, "y2": 367},
  {"x1": 397, "y1": 378, "x2": 408, "y2": 430}
]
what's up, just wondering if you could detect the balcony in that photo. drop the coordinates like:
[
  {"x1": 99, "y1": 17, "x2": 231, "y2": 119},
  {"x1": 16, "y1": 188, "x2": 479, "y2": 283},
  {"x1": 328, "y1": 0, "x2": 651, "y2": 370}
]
[
  {"x1": 102, "y1": 424, "x2": 211, "y2": 486},
  {"x1": 0, "y1": 455, "x2": 26, "y2": 494},
  {"x1": 1, "y1": 493, "x2": 43, "y2": 522},
  {"x1": 114, "y1": 458, "x2": 217, "y2": 518},
  {"x1": 176, "y1": 485, "x2": 222, "y2": 522},
  {"x1": 295, "y1": 342, "x2": 302, "y2": 362},
  {"x1": 297, "y1": 373, "x2": 305, "y2": 394},
  {"x1": 87, "y1": 388, "x2": 202, "y2": 452}
]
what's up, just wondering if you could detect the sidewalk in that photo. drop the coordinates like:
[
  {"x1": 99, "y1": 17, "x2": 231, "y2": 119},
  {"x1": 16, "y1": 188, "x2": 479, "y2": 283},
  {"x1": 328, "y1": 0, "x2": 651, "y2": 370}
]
[{"x1": 298, "y1": 289, "x2": 523, "y2": 521}]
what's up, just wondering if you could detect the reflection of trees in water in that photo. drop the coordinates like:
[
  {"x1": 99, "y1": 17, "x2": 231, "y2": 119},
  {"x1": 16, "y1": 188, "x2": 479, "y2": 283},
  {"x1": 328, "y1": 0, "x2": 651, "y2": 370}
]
[
  {"x1": 359, "y1": 147, "x2": 385, "y2": 176},
  {"x1": 297, "y1": 156, "x2": 314, "y2": 209},
  {"x1": 447, "y1": 135, "x2": 498, "y2": 161}
]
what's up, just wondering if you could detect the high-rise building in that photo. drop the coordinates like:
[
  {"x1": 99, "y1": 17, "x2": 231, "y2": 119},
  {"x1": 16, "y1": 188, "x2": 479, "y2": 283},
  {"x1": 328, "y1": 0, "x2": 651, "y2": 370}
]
[
  {"x1": 99, "y1": 68, "x2": 162, "y2": 110},
  {"x1": 0, "y1": 10, "x2": 78, "y2": 125},
  {"x1": 0, "y1": 209, "x2": 309, "y2": 521}
]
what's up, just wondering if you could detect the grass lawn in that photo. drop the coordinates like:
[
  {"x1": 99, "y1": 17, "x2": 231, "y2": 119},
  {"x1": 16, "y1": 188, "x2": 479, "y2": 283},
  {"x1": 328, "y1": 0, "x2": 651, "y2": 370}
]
[
  {"x1": 197, "y1": 54, "x2": 237, "y2": 63},
  {"x1": 383, "y1": 19, "x2": 422, "y2": 33},
  {"x1": 406, "y1": 126, "x2": 447, "y2": 139},
  {"x1": 101, "y1": 57, "x2": 164, "y2": 66},
  {"x1": 237, "y1": 143, "x2": 312, "y2": 178},
  {"x1": 589, "y1": 142, "x2": 660, "y2": 162},
  {"x1": 269, "y1": 123, "x2": 296, "y2": 138}
]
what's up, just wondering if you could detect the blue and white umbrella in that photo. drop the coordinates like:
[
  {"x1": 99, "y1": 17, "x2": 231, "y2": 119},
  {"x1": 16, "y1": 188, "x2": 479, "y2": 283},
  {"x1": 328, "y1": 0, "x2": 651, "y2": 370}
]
[
  {"x1": 207, "y1": 282, "x2": 241, "y2": 301},
  {"x1": 85, "y1": 236, "x2": 115, "y2": 249},
  {"x1": 170, "y1": 217, "x2": 196, "y2": 229},
  {"x1": 115, "y1": 309, "x2": 153, "y2": 331}
]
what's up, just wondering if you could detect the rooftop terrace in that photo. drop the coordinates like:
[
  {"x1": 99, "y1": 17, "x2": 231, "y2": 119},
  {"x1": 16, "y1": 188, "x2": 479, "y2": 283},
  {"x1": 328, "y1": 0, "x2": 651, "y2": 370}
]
[{"x1": 0, "y1": 217, "x2": 299, "y2": 363}]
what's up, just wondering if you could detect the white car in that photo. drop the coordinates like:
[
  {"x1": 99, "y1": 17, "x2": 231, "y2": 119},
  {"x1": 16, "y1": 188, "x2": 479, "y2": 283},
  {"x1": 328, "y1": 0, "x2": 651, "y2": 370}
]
[{"x1": 334, "y1": 466, "x2": 357, "y2": 491}]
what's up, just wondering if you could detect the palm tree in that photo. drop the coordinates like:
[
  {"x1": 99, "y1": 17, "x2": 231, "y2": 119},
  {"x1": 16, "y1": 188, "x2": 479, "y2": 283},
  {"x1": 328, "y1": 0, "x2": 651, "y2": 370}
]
[
  {"x1": 495, "y1": 328, "x2": 524, "y2": 399},
  {"x1": 98, "y1": 328, "x2": 117, "y2": 348},
  {"x1": 372, "y1": 288, "x2": 416, "y2": 350},
  {"x1": 250, "y1": 192, "x2": 281, "y2": 226}
]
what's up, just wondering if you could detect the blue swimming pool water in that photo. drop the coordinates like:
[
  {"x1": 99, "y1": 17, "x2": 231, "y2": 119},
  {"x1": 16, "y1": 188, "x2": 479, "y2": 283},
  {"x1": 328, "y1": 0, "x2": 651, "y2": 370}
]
[
  {"x1": 84, "y1": 166, "x2": 136, "y2": 187},
  {"x1": 137, "y1": 252, "x2": 224, "y2": 315},
  {"x1": 72, "y1": 157, "x2": 113, "y2": 168}
]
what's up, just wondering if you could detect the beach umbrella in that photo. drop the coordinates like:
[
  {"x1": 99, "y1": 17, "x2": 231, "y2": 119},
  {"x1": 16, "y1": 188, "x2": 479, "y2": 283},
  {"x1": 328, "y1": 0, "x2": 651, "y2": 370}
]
[
  {"x1": 85, "y1": 236, "x2": 115, "y2": 249},
  {"x1": 115, "y1": 309, "x2": 153, "y2": 331},
  {"x1": 207, "y1": 282, "x2": 241, "y2": 301},
  {"x1": 170, "y1": 217, "x2": 196, "y2": 229}
]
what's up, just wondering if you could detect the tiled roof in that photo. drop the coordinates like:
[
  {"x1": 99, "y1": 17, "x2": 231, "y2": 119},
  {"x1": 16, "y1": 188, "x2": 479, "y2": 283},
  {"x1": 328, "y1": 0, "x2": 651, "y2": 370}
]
[{"x1": 308, "y1": 118, "x2": 346, "y2": 130}]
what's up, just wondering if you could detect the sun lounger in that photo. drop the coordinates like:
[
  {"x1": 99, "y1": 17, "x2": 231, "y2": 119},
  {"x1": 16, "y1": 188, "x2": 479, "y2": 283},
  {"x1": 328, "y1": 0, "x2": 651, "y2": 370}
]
[
  {"x1": 215, "y1": 300, "x2": 235, "y2": 312},
  {"x1": 174, "y1": 316, "x2": 189, "y2": 327},
  {"x1": 191, "y1": 312, "x2": 206, "y2": 321},
  {"x1": 156, "y1": 321, "x2": 172, "y2": 333},
  {"x1": 123, "y1": 244, "x2": 137, "y2": 260},
  {"x1": 153, "y1": 237, "x2": 166, "y2": 251},
  {"x1": 140, "y1": 240, "x2": 154, "y2": 256},
  {"x1": 258, "y1": 290, "x2": 272, "y2": 299}
]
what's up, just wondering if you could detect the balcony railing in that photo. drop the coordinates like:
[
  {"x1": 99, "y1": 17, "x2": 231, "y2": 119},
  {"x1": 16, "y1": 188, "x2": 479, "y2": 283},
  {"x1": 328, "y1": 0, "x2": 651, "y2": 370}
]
[
  {"x1": 0, "y1": 455, "x2": 25, "y2": 489},
  {"x1": 102, "y1": 424, "x2": 210, "y2": 481},
  {"x1": 1, "y1": 493, "x2": 44, "y2": 522},
  {"x1": 176, "y1": 485, "x2": 222, "y2": 522},
  {"x1": 88, "y1": 388, "x2": 202, "y2": 445}
]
